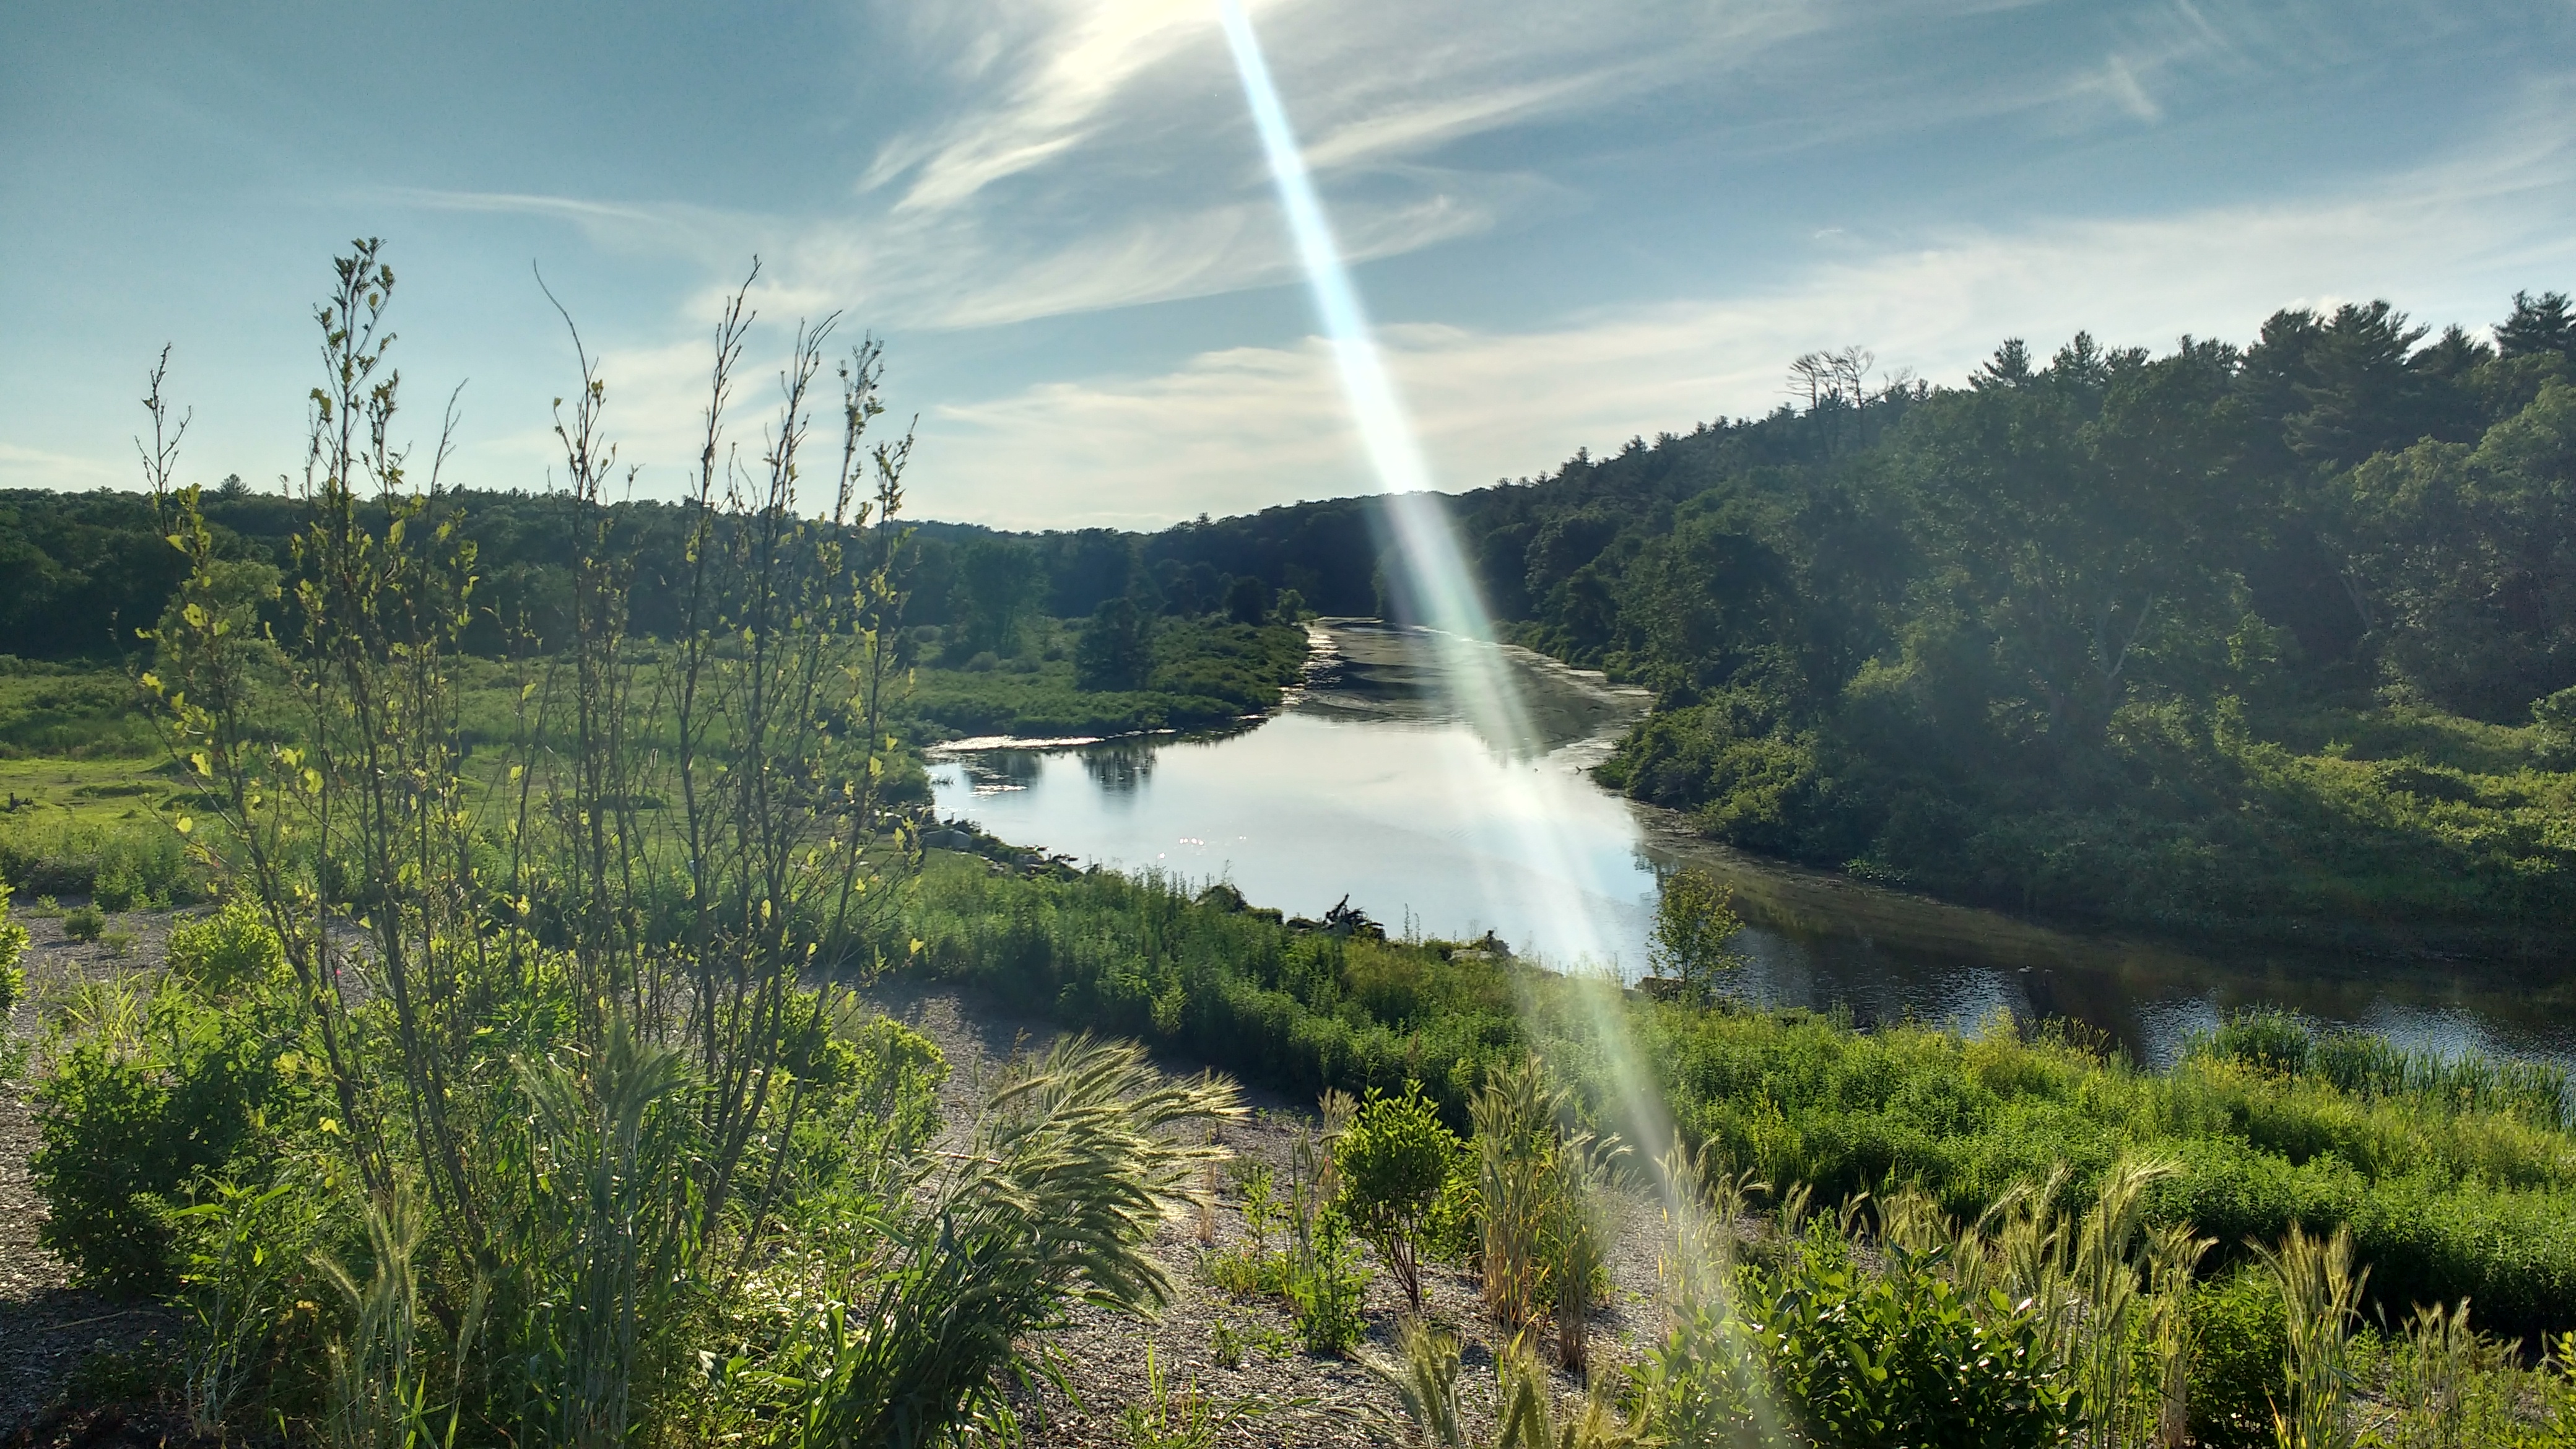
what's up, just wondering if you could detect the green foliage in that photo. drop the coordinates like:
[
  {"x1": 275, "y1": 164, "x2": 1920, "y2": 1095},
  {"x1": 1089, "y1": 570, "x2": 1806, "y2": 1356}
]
[
  {"x1": 1205, "y1": 1159, "x2": 1290, "y2": 1297},
  {"x1": 905, "y1": 616, "x2": 1306, "y2": 738},
  {"x1": 2256, "y1": 1224, "x2": 2366, "y2": 1449},
  {"x1": 165, "y1": 899, "x2": 286, "y2": 997},
  {"x1": 2187, "y1": 1267, "x2": 2291, "y2": 1449},
  {"x1": 0, "y1": 816, "x2": 196, "y2": 905},
  {"x1": 947, "y1": 536, "x2": 1042, "y2": 658},
  {"x1": 1331, "y1": 1082, "x2": 1463, "y2": 1310},
  {"x1": 1077, "y1": 596, "x2": 1156, "y2": 690},
  {"x1": 1746, "y1": 1233, "x2": 2074, "y2": 1449},
  {"x1": 1474, "y1": 1056, "x2": 1565, "y2": 1333},
  {"x1": 63, "y1": 902, "x2": 103, "y2": 940},
  {"x1": 1284, "y1": 1132, "x2": 1368, "y2": 1354},
  {"x1": 30, "y1": 974, "x2": 308, "y2": 1294},
  {"x1": 1647, "y1": 866, "x2": 1746, "y2": 1001},
  {"x1": 759, "y1": 1037, "x2": 1239, "y2": 1448},
  {"x1": 894, "y1": 863, "x2": 2576, "y2": 1340},
  {"x1": 0, "y1": 883, "x2": 26, "y2": 1011},
  {"x1": 2197, "y1": 1009, "x2": 2570, "y2": 1129}
]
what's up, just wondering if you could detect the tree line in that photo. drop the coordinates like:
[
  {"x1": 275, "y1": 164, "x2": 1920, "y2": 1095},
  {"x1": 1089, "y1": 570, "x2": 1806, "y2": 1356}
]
[{"x1": 7, "y1": 288, "x2": 2571, "y2": 939}]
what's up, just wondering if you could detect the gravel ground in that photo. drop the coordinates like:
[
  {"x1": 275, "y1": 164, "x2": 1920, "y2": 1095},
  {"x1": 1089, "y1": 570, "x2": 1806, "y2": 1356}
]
[
  {"x1": 0, "y1": 905, "x2": 187, "y2": 1441},
  {"x1": 852, "y1": 978, "x2": 1670, "y2": 1448}
]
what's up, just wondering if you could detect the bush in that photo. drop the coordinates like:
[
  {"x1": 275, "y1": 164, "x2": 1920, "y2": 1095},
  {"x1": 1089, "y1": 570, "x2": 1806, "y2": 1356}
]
[
  {"x1": 64, "y1": 903, "x2": 105, "y2": 941},
  {"x1": 1745, "y1": 1232, "x2": 2074, "y2": 1449},
  {"x1": 0, "y1": 885, "x2": 27, "y2": 1012},
  {"x1": 1331, "y1": 1083, "x2": 1462, "y2": 1310},
  {"x1": 2187, "y1": 1266, "x2": 2289, "y2": 1449},
  {"x1": 31, "y1": 980, "x2": 307, "y2": 1293},
  {"x1": 165, "y1": 900, "x2": 285, "y2": 996},
  {"x1": 0, "y1": 818, "x2": 193, "y2": 905}
]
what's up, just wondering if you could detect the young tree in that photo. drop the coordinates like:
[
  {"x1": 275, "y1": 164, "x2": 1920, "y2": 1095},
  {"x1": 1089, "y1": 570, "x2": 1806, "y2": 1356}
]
[
  {"x1": 951, "y1": 536, "x2": 1040, "y2": 656},
  {"x1": 1649, "y1": 868, "x2": 1747, "y2": 1003},
  {"x1": 1224, "y1": 573, "x2": 1273, "y2": 625},
  {"x1": 1332, "y1": 1084, "x2": 1462, "y2": 1312}
]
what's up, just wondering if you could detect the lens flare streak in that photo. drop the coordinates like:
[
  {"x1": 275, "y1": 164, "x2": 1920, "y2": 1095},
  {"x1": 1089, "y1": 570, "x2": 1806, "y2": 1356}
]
[
  {"x1": 1213, "y1": 0, "x2": 1683, "y2": 1181},
  {"x1": 1214, "y1": 0, "x2": 1629, "y2": 967}
]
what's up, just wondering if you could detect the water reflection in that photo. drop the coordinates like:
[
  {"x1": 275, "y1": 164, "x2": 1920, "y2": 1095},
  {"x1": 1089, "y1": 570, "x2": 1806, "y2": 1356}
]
[
  {"x1": 928, "y1": 622, "x2": 2576, "y2": 1073},
  {"x1": 1080, "y1": 739, "x2": 1160, "y2": 794}
]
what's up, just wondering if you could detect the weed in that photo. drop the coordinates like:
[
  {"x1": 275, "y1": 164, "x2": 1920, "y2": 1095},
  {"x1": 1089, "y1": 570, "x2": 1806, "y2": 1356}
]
[
  {"x1": 63, "y1": 904, "x2": 103, "y2": 941},
  {"x1": 2254, "y1": 1223, "x2": 2365, "y2": 1449},
  {"x1": 1284, "y1": 1130, "x2": 1369, "y2": 1354},
  {"x1": 1116, "y1": 1344, "x2": 1264, "y2": 1449}
]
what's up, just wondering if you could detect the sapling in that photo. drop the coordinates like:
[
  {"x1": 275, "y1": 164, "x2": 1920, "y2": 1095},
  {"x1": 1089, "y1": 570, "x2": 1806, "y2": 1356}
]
[{"x1": 1334, "y1": 1082, "x2": 1463, "y2": 1311}]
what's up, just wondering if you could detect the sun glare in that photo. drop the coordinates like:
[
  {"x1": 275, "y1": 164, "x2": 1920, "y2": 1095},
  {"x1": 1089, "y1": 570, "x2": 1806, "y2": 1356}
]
[{"x1": 1215, "y1": 0, "x2": 1686, "y2": 1190}]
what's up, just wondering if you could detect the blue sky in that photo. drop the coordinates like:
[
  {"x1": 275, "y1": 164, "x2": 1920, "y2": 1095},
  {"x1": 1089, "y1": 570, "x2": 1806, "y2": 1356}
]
[{"x1": 4, "y1": 0, "x2": 2573, "y2": 528}]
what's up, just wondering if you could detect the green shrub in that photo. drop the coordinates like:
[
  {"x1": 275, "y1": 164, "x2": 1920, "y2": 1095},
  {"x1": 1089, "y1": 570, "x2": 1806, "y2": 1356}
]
[
  {"x1": 93, "y1": 855, "x2": 146, "y2": 912},
  {"x1": 30, "y1": 981, "x2": 307, "y2": 1293},
  {"x1": 1746, "y1": 1232, "x2": 2074, "y2": 1449},
  {"x1": 1420, "y1": 1145, "x2": 1482, "y2": 1267},
  {"x1": 1285, "y1": 1136, "x2": 1368, "y2": 1354},
  {"x1": 1284, "y1": 1209, "x2": 1367, "y2": 1355},
  {"x1": 0, "y1": 818, "x2": 193, "y2": 905},
  {"x1": 64, "y1": 903, "x2": 105, "y2": 941},
  {"x1": 1331, "y1": 1083, "x2": 1461, "y2": 1310},
  {"x1": 166, "y1": 900, "x2": 285, "y2": 996},
  {"x1": 2186, "y1": 1266, "x2": 2289, "y2": 1449},
  {"x1": 0, "y1": 884, "x2": 27, "y2": 1012}
]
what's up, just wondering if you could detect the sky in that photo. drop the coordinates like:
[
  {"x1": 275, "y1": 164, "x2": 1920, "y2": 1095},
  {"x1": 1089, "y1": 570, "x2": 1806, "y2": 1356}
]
[{"x1": 3, "y1": 0, "x2": 2574, "y2": 530}]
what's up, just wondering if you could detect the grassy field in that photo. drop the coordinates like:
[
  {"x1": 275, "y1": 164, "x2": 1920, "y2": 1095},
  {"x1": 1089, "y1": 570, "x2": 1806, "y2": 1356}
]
[
  {"x1": 0, "y1": 610, "x2": 1312, "y2": 910},
  {"x1": 0, "y1": 659, "x2": 199, "y2": 904}
]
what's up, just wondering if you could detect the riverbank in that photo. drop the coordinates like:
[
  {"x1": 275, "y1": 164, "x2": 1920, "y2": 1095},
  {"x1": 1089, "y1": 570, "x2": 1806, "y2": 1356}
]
[{"x1": 932, "y1": 619, "x2": 2576, "y2": 1064}]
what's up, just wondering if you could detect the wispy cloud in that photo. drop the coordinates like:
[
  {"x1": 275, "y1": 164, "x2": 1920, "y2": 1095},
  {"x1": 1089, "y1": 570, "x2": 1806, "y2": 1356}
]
[
  {"x1": 399, "y1": 0, "x2": 2513, "y2": 346},
  {"x1": 882, "y1": 0, "x2": 1219, "y2": 214},
  {"x1": 914, "y1": 104, "x2": 2576, "y2": 529}
]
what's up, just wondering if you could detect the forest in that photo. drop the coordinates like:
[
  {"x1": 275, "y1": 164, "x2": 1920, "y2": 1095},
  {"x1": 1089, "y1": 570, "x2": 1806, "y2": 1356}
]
[{"x1": 6, "y1": 290, "x2": 2571, "y2": 948}]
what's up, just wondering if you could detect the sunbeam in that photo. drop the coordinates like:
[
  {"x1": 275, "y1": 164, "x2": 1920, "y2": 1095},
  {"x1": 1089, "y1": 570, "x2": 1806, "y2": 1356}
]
[
  {"x1": 1214, "y1": 0, "x2": 1694, "y2": 1237},
  {"x1": 1214, "y1": 0, "x2": 1625, "y2": 959}
]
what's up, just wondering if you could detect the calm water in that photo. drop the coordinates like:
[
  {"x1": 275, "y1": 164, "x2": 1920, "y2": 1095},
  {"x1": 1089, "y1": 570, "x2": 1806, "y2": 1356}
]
[{"x1": 929, "y1": 622, "x2": 2576, "y2": 1069}]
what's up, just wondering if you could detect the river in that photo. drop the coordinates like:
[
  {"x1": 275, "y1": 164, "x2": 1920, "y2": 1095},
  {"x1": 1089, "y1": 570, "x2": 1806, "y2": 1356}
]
[{"x1": 927, "y1": 620, "x2": 2576, "y2": 1069}]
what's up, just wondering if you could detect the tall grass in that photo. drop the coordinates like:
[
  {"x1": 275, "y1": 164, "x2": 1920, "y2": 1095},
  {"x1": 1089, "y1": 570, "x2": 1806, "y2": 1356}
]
[
  {"x1": 0, "y1": 814, "x2": 196, "y2": 904},
  {"x1": 2198, "y1": 1008, "x2": 2572, "y2": 1130},
  {"x1": 762, "y1": 1037, "x2": 1237, "y2": 1448}
]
